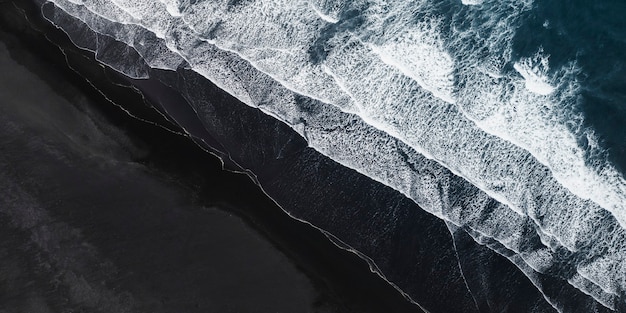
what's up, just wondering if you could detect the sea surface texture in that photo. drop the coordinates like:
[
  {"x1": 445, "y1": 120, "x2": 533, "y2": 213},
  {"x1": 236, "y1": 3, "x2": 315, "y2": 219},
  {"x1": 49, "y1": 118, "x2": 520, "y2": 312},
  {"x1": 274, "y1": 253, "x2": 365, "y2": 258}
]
[{"x1": 33, "y1": 0, "x2": 626, "y2": 311}]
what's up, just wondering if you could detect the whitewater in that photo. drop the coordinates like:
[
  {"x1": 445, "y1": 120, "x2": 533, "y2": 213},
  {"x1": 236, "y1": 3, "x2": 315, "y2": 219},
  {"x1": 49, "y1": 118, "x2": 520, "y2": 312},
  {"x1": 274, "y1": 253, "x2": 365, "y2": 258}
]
[{"x1": 40, "y1": 0, "x2": 626, "y2": 311}]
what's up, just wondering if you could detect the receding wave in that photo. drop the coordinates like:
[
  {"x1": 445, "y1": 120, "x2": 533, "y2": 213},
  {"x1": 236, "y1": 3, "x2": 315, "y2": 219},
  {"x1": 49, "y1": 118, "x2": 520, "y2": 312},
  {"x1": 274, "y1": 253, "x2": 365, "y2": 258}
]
[{"x1": 41, "y1": 0, "x2": 626, "y2": 311}]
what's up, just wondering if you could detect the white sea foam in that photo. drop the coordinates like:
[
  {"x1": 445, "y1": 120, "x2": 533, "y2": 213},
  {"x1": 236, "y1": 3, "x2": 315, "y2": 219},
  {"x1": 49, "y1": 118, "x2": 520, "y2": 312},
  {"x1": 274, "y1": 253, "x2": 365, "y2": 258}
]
[
  {"x1": 461, "y1": 0, "x2": 484, "y2": 5},
  {"x1": 309, "y1": 3, "x2": 339, "y2": 23},
  {"x1": 367, "y1": 25, "x2": 456, "y2": 104},
  {"x1": 158, "y1": 0, "x2": 183, "y2": 16},
  {"x1": 513, "y1": 51, "x2": 555, "y2": 96},
  {"x1": 568, "y1": 274, "x2": 616, "y2": 310},
  {"x1": 43, "y1": 0, "x2": 626, "y2": 309},
  {"x1": 180, "y1": 1, "x2": 358, "y2": 112},
  {"x1": 456, "y1": 43, "x2": 626, "y2": 234}
]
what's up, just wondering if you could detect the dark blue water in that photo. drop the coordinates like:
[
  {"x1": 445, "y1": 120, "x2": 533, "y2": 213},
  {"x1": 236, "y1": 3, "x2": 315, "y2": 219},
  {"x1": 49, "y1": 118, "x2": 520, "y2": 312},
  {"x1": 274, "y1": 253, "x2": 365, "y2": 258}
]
[{"x1": 513, "y1": 0, "x2": 626, "y2": 172}]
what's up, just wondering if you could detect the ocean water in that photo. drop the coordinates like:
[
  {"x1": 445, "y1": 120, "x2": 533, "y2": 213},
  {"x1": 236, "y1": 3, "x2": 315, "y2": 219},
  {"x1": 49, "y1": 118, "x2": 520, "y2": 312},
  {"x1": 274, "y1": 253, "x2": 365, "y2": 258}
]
[
  {"x1": 514, "y1": 0, "x2": 626, "y2": 171},
  {"x1": 25, "y1": 0, "x2": 626, "y2": 311}
]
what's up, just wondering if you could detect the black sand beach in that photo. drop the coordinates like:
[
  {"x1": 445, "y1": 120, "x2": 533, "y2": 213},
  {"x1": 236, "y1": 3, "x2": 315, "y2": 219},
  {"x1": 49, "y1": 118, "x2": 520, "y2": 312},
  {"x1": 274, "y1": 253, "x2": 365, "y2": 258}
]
[
  {"x1": 0, "y1": 2, "x2": 423, "y2": 312},
  {"x1": 0, "y1": 1, "x2": 555, "y2": 312}
]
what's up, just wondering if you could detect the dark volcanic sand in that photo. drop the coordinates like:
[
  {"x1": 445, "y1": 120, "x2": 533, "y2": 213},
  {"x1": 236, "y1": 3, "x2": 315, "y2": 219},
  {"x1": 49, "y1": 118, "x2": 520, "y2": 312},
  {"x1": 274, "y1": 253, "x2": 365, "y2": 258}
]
[
  {"x1": 0, "y1": 3, "x2": 422, "y2": 313},
  {"x1": 0, "y1": 38, "x2": 315, "y2": 313}
]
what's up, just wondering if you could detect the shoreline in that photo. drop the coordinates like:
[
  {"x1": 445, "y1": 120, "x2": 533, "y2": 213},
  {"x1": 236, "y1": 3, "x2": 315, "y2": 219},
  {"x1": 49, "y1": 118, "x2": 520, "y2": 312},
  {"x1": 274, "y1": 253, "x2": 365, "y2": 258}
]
[
  {"x1": 0, "y1": 1, "x2": 560, "y2": 312},
  {"x1": 0, "y1": 2, "x2": 424, "y2": 312}
]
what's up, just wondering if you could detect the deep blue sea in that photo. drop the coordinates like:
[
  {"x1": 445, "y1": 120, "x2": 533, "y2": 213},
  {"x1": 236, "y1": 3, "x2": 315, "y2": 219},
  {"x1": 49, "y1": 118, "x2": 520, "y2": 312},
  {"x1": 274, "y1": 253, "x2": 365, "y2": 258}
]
[{"x1": 527, "y1": 0, "x2": 626, "y2": 171}]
